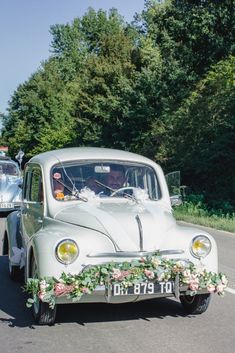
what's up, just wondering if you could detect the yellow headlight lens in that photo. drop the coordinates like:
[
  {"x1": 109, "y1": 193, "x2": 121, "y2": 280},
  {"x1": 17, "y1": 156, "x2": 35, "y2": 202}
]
[
  {"x1": 191, "y1": 236, "x2": 211, "y2": 259},
  {"x1": 56, "y1": 239, "x2": 79, "y2": 264}
]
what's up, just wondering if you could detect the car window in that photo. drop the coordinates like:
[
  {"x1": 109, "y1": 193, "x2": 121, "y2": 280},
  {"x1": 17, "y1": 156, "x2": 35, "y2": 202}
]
[
  {"x1": 29, "y1": 168, "x2": 43, "y2": 203},
  {"x1": 0, "y1": 162, "x2": 19, "y2": 176},
  {"x1": 51, "y1": 161, "x2": 161, "y2": 201},
  {"x1": 23, "y1": 169, "x2": 30, "y2": 200}
]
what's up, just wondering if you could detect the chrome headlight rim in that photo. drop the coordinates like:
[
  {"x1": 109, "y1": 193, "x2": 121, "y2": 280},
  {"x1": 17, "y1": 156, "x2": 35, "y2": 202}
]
[
  {"x1": 190, "y1": 235, "x2": 212, "y2": 259},
  {"x1": 55, "y1": 239, "x2": 79, "y2": 265}
]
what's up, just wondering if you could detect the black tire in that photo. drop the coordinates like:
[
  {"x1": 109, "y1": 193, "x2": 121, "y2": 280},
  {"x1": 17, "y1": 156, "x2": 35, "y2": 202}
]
[
  {"x1": 5, "y1": 226, "x2": 24, "y2": 282},
  {"x1": 180, "y1": 293, "x2": 211, "y2": 315},
  {"x1": 31, "y1": 258, "x2": 57, "y2": 325},
  {"x1": 33, "y1": 300, "x2": 57, "y2": 326},
  {"x1": 8, "y1": 246, "x2": 24, "y2": 283},
  {"x1": 9, "y1": 262, "x2": 24, "y2": 282}
]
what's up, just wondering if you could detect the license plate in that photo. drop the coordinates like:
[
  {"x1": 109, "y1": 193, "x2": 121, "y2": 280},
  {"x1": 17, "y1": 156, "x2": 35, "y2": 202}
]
[
  {"x1": 111, "y1": 281, "x2": 174, "y2": 296},
  {"x1": 0, "y1": 202, "x2": 14, "y2": 209}
]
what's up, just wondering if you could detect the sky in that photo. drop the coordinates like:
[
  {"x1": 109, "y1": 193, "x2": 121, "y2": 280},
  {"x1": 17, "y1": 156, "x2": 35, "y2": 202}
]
[{"x1": 0, "y1": 0, "x2": 146, "y2": 114}]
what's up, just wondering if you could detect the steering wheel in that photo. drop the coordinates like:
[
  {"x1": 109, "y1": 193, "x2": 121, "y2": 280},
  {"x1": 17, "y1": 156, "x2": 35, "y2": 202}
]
[{"x1": 110, "y1": 186, "x2": 139, "y2": 197}]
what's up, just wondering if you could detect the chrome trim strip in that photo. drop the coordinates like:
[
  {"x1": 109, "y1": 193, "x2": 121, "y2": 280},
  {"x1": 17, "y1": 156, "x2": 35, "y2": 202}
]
[
  {"x1": 87, "y1": 250, "x2": 185, "y2": 258},
  {"x1": 160, "y1": 250, "x2": 185, "y2": 255},
  {"x1": 136, "y1": 215, "x2": 143, "y2": 251}
]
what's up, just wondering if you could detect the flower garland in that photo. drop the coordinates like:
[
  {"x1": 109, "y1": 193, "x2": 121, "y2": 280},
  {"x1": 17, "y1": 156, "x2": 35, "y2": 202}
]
[{"x1": 25, "y1": 253, "x2": 228, "y2": 309}]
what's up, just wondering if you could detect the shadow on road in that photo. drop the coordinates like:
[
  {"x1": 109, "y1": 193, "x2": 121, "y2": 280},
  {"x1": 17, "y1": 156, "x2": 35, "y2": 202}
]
[
  {"x1": 0, "y1": 254, "x2": 190, "y2": 328},
  {"x1": 0, "y1": 256, "x2": 34, "y2": 328},
  {"x1": 56, "y1": 297, "x2": 189, "y2": 326}
]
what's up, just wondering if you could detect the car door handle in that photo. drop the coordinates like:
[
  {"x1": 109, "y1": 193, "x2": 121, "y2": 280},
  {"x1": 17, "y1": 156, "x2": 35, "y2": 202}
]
[{"x1": 37, "y1": 218, "x2": 43, "y2": 224}]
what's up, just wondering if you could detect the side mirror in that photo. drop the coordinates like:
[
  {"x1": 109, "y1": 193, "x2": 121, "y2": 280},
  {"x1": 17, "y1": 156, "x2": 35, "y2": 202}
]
[
  {"x1": 170, "y1": 194, "x2": 182, "y2": 207},
  {"x1": 165, "y1": 171, "x2": 183, "y2": 207},
  {"x1": 15, "y1": 149, "x2": 24, "y2": 170},
  {"x1": 17, "y1": 178, "x2": 23, "y2": 188}
]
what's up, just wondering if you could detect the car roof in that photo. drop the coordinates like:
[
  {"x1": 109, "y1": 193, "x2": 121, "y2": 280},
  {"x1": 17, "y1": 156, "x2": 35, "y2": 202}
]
[
  {"x1": 28, "y1": 147, "x2": 158, "y2": 169},
  {"x1": 0, "y1": 156, "x2": 12, "y2": 161},
  {"x1": 0, "y1": 158, "x2": 19, "y2": 165}
]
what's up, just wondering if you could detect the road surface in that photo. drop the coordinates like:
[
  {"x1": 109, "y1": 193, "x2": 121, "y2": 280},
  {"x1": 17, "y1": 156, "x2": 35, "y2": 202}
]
[{"x1": 0, "y1": 216, "x2": 234, "y2": 353}]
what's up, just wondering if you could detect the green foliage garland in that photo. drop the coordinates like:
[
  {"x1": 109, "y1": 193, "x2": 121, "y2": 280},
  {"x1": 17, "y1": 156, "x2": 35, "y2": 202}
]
[{"x1": 25, "y1": 253, "x2": 228, "y2": 309}]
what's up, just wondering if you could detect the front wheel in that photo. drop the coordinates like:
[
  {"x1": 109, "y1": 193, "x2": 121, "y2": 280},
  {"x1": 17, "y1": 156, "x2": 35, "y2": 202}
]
[
  {"x1": 31, "y1": 258, "x2": 57, "y2": 325},
  {"x1": 180, "y1": 293, "x2": 211, "y2": 315},
  {"x1": 8, "y1": 250, "x2": 24, "y2": 282},
  {"x1": 9, "y1": 261, "x2": 24, "y2": 282},
  {"x1": 33, "y1": 299, "x2": 57, "y2": 326}
]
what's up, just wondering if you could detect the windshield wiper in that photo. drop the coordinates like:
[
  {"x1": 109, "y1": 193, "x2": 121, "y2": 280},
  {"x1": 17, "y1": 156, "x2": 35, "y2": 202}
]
[{"x1": 92, "y1": 179, "x2": 115, "y2": 193}]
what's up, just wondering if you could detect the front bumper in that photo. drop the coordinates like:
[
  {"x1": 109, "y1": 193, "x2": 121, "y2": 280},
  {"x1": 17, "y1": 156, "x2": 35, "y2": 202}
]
[
  {"x1": 55, "y1": 279, "x2": 209, "y2": 305},
  {"x1": 0, "y1": 202, "x2": 21, "y2": 212}
]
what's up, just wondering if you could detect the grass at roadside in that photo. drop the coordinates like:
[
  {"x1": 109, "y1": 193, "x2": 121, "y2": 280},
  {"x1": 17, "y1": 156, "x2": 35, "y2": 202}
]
[
  {"x1": 174, "y1": 210, "x2": 235, "y2": 233},
  {"x1": 173, "y1": 195, "x2": 235, "y2": 233}
]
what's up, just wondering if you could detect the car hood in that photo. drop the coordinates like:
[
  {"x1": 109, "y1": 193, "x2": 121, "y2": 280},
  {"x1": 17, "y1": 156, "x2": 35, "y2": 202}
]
[
  {"x1": 54, "y1": 200, "x2": 176, "y2": 251},
  {"x1": 0, "y1": 175, "x2": 21, "y2": 202}
]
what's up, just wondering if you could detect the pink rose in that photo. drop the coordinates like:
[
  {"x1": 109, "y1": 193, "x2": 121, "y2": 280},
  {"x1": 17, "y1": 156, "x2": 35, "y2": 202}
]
[
  {"x1": 112, "y1": 268, "x2": 122, "y2": 280},
  {"x1": 122, "y1": 270, "x2": 130, "y2": 278},
  {"x1": 144, "y1": 269, "x2": 155, "y2": 280},
  {"x1": 207, "y1": 283, "x2": 216, "y2": 293},
  {"x1": 54, "y1": 283, "x2": 74, "y2": 296},
  {"x1": 189, "y1": 278, "x2": 199, "y2": 291},
  {"x1": 216, "y1": 283, "x2": 226, "y2": 294},
  {"x1": 38, "y1": 291, "x2": 45, "y2": 301},
  {"x1": 54, "y1": 283, "x2": 66, "y2": 296}
]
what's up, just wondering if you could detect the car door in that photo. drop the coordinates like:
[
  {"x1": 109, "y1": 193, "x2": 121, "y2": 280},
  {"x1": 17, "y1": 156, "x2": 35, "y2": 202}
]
[{"x1": 21, "y1": 164, "x2": 44, "y2": 239}]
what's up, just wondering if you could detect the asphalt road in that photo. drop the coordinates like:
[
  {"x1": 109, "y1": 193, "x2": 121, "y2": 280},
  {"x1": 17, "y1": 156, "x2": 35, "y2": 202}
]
[{"x1": 0, "y1": 216, "x2": 234, "y2": 353}]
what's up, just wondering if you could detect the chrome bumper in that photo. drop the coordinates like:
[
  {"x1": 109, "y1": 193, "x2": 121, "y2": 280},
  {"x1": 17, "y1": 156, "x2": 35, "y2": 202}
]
[{"x1": 55, "y1": 278, "x2": 209, "y2": 305}]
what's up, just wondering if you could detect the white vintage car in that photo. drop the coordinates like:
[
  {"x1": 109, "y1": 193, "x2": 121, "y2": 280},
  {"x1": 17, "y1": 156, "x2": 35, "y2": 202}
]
[
  {"x1": 3, "y1": 147, "x2": 227, "y2": 325},
  {"x1": 0, "y1": 156, "x2": 22, "y2": 212}
]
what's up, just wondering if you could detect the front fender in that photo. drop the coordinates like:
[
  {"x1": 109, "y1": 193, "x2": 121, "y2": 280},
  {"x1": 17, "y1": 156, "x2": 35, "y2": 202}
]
[
  {"x1": 163, "y1": 223, "x2": 218, "y2": 273},
  {"x1": 26, "y1": 221, "x2": 115, "y2": 279},
  {"x1": 4, "y1": 211, "x2": 22, "y2": 261}
]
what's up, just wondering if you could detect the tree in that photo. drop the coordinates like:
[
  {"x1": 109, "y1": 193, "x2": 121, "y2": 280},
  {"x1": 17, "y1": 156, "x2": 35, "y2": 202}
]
[
  {"x1": 162, "y1": 55, "x2": 235, "y2": 206},
  {"x1": 142, "y1": 0, "x2": 235, "y2": 77},
  {"x1": 1, "y1": 58, "x2": 77, "y2": 157},
  {"x1": 135, "y1": 1, "x2": 235, "y2": 181},
  {"x1": 1, "y1": 3, "x2": 234, "y2": 211}
]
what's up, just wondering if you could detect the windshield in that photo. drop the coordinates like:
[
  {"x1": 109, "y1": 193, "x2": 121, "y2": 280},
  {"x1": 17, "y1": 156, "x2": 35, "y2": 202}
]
[
  {"x1": 51, "y1": 161, "x2": 161, "y2": 201},
  {"x1": 0, "y1": 162, "x2": 20, "y2": 176}
]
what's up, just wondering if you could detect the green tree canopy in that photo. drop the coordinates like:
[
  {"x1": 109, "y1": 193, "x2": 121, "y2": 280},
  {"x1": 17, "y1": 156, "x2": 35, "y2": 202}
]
[
  {"x1": 161, "y1": 55, "x2": 235, "y2": 206},
  {"x1": 1, "y1": 2, "x2": 234, "y2": 209}
]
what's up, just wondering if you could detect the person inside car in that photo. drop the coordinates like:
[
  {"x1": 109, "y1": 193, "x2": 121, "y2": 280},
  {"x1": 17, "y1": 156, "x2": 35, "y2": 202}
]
[
  {"x1": 85, "y1": 165, "x2": 126, "y2": 195},
  {"x1": 106, "y1": 165, "x2": 126, "y2": 191}
]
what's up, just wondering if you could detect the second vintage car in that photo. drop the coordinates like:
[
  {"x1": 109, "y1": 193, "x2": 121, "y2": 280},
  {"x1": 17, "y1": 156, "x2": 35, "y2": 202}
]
[
  {"x1": 3, "y1": 147, "x2": 227, "y2": 325},
  {"x1": 0, "y1": 155, "x2": 22, "y2": 212}
]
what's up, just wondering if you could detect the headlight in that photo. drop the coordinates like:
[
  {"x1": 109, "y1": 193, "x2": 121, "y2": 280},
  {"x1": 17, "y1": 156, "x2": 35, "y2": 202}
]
[
  {"x1": 56, "y1": 239, "x2": 79, "y2": 264},
  {"x1": 191, "y1": 235, "x2": 211, "y2": 259}
]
